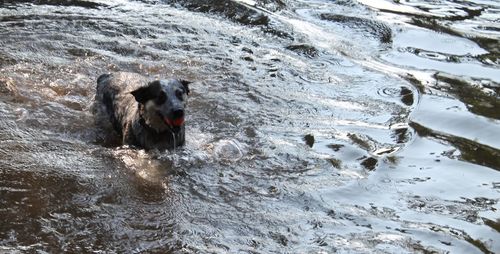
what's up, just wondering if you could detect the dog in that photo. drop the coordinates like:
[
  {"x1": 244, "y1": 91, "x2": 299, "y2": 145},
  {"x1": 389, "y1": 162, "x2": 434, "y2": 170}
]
[{"x1": 95, "y1": 72, "x2": 190, "y2": 150}]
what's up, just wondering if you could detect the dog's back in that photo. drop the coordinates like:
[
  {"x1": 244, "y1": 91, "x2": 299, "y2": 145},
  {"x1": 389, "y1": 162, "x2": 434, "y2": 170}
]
[{"x1": 96, "y1": 72, "x2": 146, "y2": 133}]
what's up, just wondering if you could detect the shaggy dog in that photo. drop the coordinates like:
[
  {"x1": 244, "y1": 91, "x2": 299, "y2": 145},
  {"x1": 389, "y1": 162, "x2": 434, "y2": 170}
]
[{"x1": 95, "y1": 72, "x2": 190, "y2": 150}]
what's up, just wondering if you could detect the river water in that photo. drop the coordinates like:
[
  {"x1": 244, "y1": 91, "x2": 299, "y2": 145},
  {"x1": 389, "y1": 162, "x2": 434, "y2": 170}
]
[{"x1": 0, "y1": 0, "x2": 499, "y2": 253}]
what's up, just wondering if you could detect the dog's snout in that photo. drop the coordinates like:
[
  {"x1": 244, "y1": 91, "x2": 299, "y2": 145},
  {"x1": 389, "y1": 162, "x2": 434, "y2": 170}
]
[{"x1": 172, "y1": 109, "x2": 184, "y2": 119}]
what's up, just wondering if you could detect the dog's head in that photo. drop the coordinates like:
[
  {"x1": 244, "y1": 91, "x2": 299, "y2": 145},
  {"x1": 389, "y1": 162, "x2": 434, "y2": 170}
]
[{"x1": 131, "y1": 79, "x2": 190, "y2": 133}]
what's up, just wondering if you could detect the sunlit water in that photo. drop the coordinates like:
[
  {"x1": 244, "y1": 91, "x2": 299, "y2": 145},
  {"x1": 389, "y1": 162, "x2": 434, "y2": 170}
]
[{"x1": 0, "y1": 0, "x2": 499, "y2": 253}]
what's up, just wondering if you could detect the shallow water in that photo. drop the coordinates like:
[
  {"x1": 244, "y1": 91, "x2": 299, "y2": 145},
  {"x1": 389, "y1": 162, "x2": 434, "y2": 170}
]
[{"x1": 0, "y1": 0, "x2": 499, "y2": 253}]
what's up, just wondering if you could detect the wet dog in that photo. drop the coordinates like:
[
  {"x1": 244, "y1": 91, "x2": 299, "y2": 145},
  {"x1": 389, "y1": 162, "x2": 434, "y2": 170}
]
[{"x1": 95, "y1": 72, "x2": 190, "y2": 150}]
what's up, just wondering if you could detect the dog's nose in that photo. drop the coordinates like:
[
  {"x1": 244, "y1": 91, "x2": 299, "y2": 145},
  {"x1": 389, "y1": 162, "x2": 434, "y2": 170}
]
[{"x1": 172, "y1": 109, "x2": 184, "y2": 119}]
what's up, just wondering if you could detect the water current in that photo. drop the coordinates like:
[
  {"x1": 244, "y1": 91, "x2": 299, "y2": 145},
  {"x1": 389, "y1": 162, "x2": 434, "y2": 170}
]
[{"x1": 0, "y1": 0, "x2": 499, "y2": 253}]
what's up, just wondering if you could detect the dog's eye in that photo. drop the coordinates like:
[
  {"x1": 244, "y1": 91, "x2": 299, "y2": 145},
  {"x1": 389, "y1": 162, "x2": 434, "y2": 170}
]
[
  {"x1": 175, "y1": 90, "x2": 184, "y2": 100},
  {"x1": 156, "y1": 91, "x2": 167, "y2": 104}
]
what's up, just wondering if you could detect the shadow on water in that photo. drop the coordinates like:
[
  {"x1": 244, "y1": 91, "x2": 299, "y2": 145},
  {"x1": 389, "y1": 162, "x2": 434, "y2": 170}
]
[
  {"x1": 0, "y1": 0, "x2": 104, "y2": 8},
  {"x1": 433, "y1": 73, "x2": 500, "y2": 120},
  {"x1": 0, "y1": 0, "x2": 499, "y2": 252},
  {"x1": 410, "y1": 122, "x2": 500, "y2": 171}
]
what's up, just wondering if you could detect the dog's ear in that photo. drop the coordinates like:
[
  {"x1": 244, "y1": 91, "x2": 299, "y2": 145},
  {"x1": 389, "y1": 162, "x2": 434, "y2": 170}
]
[
  {"x1": 131, "y1": 81, "x2": 161, "y2": 104},
  {"x1": 180, "y1": 80, "x2": 191, "y2": 95}
]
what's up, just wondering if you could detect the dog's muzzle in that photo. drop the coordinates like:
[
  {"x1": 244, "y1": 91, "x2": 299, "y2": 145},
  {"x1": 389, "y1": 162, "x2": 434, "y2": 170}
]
[
  {"x1": 164, "y1": 117, "x2": 184, "y2": 127},
  {"x1": 163, "y1": 109, "x2": 185, "y2": 130}
]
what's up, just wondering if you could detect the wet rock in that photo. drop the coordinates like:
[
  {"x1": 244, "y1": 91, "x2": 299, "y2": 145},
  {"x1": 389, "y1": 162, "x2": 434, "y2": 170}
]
[
  {"x1": 483, "y1": 218, "x2": 500, "y2": 233},
  {"x1": 286, "y1": 44, "x2": 318, "y2": 58},
  {"x1": 410, "y1": 17, "x2": 461, "y2": 37},
  {"x1": 304, "y1": 134, "x2": 315, "y2": 148},
  {"x1": 392, "y1": 127, "x2": 410, "y2": 144},
  {"x1": 66, "y1": 48, "x2": 97, "y2": 57},
  {"x1": 269, "y1": 232, "x2": 288, "y2": 246},
  {"x1": 2, "y1": 0, "x2": 105, "y2": 9},
  {"x1": 242, "y1": 56, "x2": 254, "y2": 62},
  {"x1": 261, "y1": 26, "x2": 294, "y2": 39},
  {"x1": 347, "y1": 133, "x2": 373, "y2": 151},
  {"x1": 254, "y1": 0, "x2": 286, "y2": 12},
  {"x1": 400, "y1": 86, "x2": 414, "y2": 106},
  {"x1": 167, "y1": 0, "x2": 270, "y2": 26},
  {"x1": 328, "y1": 158, "x2": 342, "y2": 169},
  {"x1": 404, "y1": 73, "x2": 426, "y2": 94},
  {"x1": 327, "y1": 144, "x2": 344, "y2": 152},
  {"x1": 474, "y1": 37, "x2": 499, "y2": 55},
  {"x1": 320, "y1": 14, "x2": 392, "y2": 43},
  {"x1": 361, "y1": 157, "x2": 378, "y2": 170},
  {"x1": 241, "y1": 47, "x2": 253, "y2": 54}
]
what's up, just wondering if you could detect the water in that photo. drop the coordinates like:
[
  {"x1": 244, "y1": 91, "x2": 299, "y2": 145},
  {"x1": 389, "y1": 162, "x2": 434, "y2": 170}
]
[{"x1": 0, "y1": 0, "x2": 498, "y2": 252}]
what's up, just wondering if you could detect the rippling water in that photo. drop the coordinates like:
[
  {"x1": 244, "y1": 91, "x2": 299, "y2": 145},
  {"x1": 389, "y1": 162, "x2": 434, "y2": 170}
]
[{"x1": 0, "y1": 0, "x2": 499, "y2": 253}]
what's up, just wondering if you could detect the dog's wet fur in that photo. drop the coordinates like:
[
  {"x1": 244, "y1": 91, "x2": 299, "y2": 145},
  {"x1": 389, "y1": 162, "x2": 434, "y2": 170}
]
[{"x1": 95, "y1": 72, "x2": 190, "y2": 150}]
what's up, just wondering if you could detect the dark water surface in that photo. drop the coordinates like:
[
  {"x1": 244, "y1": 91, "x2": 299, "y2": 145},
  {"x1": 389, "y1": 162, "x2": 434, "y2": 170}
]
[{"x1": 0, "y1": 0, "x2": 499, "y2": 253}]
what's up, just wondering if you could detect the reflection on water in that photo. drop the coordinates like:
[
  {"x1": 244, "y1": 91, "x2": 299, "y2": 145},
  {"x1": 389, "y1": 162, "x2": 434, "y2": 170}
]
[{"x1": 1, "y1": 0, "x2": 499, "y2": 252}]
